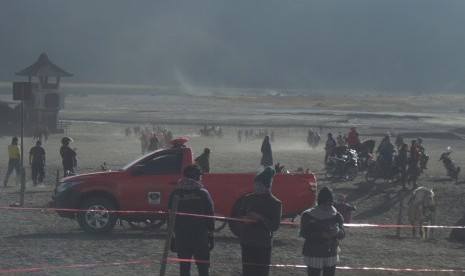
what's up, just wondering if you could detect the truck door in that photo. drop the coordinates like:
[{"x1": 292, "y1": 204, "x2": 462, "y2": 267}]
[{"x1": 120, "y1": 151, "x2": 183, "y2": 214}]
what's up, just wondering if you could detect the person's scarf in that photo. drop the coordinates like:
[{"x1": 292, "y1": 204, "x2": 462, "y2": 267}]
[
  {"x1": 254, "y1": 180, "x2": 271, "y2": 195},
  {"x1": 176, "y1": 178, "x2": 204, "y2": 190}
]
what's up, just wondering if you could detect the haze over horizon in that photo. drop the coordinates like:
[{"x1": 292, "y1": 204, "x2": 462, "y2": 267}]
[{"x1": 1, "y1": 0, "x2": 465, "y2": 93}]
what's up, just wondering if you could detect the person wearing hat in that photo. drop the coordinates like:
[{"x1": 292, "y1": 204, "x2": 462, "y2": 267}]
[
  {"x1": 29, "y1": 140, "x2": 46, "y2": 186},
  {"x1": 300, "y1": 187, "x2": 345, "y2": 276},
  {"x1": 238, "y1": 166, "x2": 282, "y2": 276},
  {"x1": 60, "y1": 137, "x2": 77, "y2": 177},
  {"x1": 3, "y1": 137, "x2": 21, "y2": 187},
  {"x1": 168, "y1": 164, "x2": 215, "y2": 276}
]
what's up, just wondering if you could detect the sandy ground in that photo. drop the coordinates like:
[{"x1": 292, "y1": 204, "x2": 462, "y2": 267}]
[{"x1": 1, "y1": 92, "x2": 465, "y2": 275}]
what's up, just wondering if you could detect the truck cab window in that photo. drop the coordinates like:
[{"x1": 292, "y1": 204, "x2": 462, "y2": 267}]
[{"x1": 144, "y1": 153, "x2": 182, "y2": 174}]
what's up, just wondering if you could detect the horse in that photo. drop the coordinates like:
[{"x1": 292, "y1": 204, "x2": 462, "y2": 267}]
[{"x1": 407, "y1": 187, "x2": 436, "y2": 238}]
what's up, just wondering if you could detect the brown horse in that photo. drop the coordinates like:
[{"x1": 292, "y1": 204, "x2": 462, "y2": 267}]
[{"x1": 407, "y1": 187, "x2": 436, "y2": 238}]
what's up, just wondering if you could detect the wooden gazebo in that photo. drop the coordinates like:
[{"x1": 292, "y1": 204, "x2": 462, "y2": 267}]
[{"x1": 15, "y1": 53, "x2": 73, "y2": 133}]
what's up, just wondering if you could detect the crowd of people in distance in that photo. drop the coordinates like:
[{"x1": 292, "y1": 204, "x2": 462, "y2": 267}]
[
  {"x1": 125, "y1": 124, "x2": 174, "y2": 155},
  {"x1": 324, "y1": 126, "x2": 429, "y2": 188},
  {"x1": 237, "y1": 128, "x2": 275, "y2": 143}
]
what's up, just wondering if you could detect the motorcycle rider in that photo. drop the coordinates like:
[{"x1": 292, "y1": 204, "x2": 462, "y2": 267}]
[
  {"x1": 440, "y1": 147, "x2": 461, "y2": 180},
  {"x1": 347, "y1": 127, "x2": 362, "y2": 153}
]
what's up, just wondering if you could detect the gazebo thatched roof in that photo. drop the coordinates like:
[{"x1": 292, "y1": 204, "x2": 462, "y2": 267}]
[{"x1": 15, "y1": 53, "x2": 73, "y2": 77}]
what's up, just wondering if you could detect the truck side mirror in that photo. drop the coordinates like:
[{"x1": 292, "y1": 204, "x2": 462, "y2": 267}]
[{"x1": 132, "y1": 164, "x2": 146, "y2": 175}]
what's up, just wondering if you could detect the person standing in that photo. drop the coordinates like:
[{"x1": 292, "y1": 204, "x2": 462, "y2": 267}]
[
  {"x1": 300, "y1": 187, "x2": 345, "y2": 276},
  {"x1": 148, "y1": 133, "x2": 160, "y2": 152},
  {"x1": 260, "y1": 135, "x2": 273, "y2": 167},
  {"x1": 60, "y1": 137, "x2": 77, "y2": 177},
  {"x1": 397, "y1": 143, "x2": 409, "y2": 189},
  {"x1": 3, "y1": 137, "x2": 21, "y2": 187},
  {"x1": 195, "y1": 148, "x2": 211, "y2": 173},
  {"x1": 239, "y1": 166, "x2": 282, "y2": 276},
  {"x1": 324, "y1": 133, "x2": 337, "y2": 169},
  {"x1": 168, "y1": 164, "x2": 215, "y2": 276},
  {"x1": 29, "y1": 140, "x2": 46, "y2": 186},
  {"x1": 333, "y1": 194, "x2": 356, "y2": 224}
]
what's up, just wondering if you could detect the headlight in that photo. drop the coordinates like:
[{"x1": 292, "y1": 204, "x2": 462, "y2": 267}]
[{"x1": 56, "y1": 180, "x2": 85, "y2": 193}]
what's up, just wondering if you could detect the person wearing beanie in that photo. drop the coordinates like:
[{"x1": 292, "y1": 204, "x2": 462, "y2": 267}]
[
  {"x1": 3, "y1": 137, "x2": 21, "y2": 187},
  {"x1": 299, "y1": 187, "x2": 345, "y2": 276},
  {"x1": 238, "y1": 166, "x2": 282, "y2": 276},
  {"x1": 168, "y1": 164, "x2": 215, "y2": 276}
]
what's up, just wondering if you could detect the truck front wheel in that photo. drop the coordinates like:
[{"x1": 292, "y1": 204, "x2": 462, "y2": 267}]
[{"x1": 77, "y1": 196, "x2": 118, "y2": 234}]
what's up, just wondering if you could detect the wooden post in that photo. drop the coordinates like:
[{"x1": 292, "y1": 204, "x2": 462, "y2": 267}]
[
  {"x1": 159, "y1": 195, "x2": 179, "y2": 276},
  {"x1": 430, "y1": 201, "x2": 437, "y2": 239},
  {"x1": 55, "y1": 170, "x2": 60, "y2": 188},
  {"x1": 396, "y1": 190, "x2": 405, "y2": 237},
  {"x1": 19, "y1": 87, "x2": 25, "y2": 206}
]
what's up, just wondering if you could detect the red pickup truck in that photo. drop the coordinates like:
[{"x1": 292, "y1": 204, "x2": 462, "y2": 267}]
[{"x1": 51, "y1": 138, "x2": 317, "y2": 236}]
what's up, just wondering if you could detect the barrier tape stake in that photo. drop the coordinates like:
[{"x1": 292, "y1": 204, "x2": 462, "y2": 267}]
[
  {"x1": 159, "y1": 195, "x2": 178, "y2": 276},
  {"x1": 396, "y1": 189, "x2": 405, "y2": 237}
]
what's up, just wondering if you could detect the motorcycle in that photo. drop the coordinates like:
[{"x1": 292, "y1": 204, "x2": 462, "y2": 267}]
[
  {"x1": 365, "y1": 155, "x2": 402, "y2": 184},
  {"x1": 439, "y1": 147, "x2": 460, "y2": 181},
  {"x1": 326, "y1": 148, "x2": 359, "y2": 180}
]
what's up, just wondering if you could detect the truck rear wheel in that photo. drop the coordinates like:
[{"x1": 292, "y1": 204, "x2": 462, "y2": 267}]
[{"x1": 77, "y1": 196, "x2": 118, "y2": 234}]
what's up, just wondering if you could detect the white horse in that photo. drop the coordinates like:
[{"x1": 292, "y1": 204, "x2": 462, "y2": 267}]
[{"x1": 407, "y1": 187, "x2": 436, "y2": 238}]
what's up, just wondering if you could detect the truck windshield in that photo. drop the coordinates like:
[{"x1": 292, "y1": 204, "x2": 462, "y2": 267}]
[
  {"x1": 121, "y1": 154, "x2": 149, "y2": 171},
  {"x1": 120, "y1": 151, "x2": 183, "y2": 174}
]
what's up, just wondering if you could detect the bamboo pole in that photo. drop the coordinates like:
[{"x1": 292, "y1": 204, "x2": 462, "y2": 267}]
[{"x1": 159, "y1": 195, "x2": 179, "y2": 276}]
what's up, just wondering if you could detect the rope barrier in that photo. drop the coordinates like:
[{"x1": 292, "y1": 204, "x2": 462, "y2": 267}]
[
  {"x1": 1, "y1": 205, "x2": 464, "y2": 229},
  {"x1": 1, "y1": 258, "x2": 464, "y2": 274}
]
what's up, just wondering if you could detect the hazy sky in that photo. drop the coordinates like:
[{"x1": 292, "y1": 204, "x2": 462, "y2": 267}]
[{"x1": 1, "y1": 0, "x2": 464, "y2": 93}]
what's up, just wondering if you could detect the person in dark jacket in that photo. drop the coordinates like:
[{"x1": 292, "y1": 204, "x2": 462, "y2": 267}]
[
  {"x1": 60, "y1": 137, "x2": 77, "y2": 177},
  {"x1": 195, "y1": 148, "x2": 211, "y2": 173},
  {"x1": 300, "y1": 187, "x2": 345, "y2": 276},
  {"x1": 324, "y1": 133, "x2": 337, "y2": 168},
  {"x1": 333, "y1": 194, "x2": 356, "y2": 224},
  {"x1": 168, "y1": 164, "x2": 215, "y2": 276},
  {"x1": 29, "y1": 140, "x2": 46, "y2": 186},
  {"x1": 260, "y1": 135, "x2": 273, "y2": 167},
  {"x1": 239, "y1": 166, "x2": 282, "y2": 276}
]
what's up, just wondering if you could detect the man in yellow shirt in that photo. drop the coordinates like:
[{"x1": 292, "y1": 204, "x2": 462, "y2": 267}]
[{"x1": 4, "y1": 137, "x2": 21, "y2": 186}]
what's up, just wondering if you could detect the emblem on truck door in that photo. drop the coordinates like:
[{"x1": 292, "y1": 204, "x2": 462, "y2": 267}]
[{"x1": 148, "y1": 192, "x2": 161, "y2": 204}]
